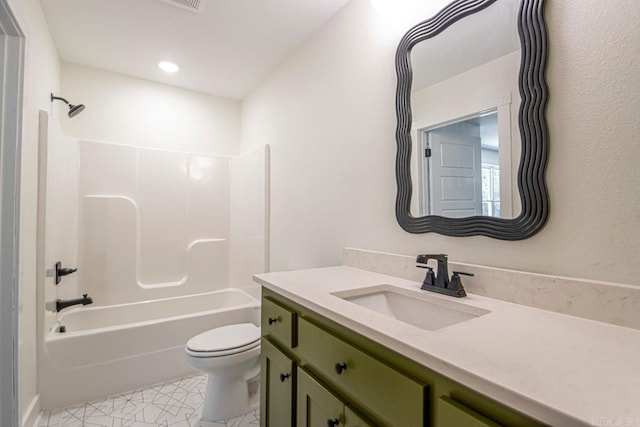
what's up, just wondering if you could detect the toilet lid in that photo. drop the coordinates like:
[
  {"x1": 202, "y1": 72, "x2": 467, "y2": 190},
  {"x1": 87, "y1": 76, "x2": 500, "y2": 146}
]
[{"x1": 187, "y1": 323, "x2": 260, "y2": 353}]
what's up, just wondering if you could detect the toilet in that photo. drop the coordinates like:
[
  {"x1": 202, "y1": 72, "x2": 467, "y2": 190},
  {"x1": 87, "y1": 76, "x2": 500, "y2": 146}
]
[{"x1": 185, "y1": 323, "x2": 261, "y2": 423}]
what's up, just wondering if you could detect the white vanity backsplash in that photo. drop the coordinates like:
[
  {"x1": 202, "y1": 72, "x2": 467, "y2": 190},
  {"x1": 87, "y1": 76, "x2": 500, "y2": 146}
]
[{"x1": 343, "y1": 248, "x2": 640, "y2": 330}]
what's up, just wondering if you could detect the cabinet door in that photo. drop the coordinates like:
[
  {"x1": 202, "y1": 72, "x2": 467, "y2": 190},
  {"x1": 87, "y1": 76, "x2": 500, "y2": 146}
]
[
  {"x1": 261, "y1": 338, "x2": 295, "y2": 427},
  {"x1": 297, "y1": 369, "x2": 344, "y2": 427}
]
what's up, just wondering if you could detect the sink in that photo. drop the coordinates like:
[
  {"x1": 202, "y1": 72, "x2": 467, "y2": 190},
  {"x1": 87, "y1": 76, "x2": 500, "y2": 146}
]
[{"x1": 333, "y1": 285, "x2": 490, "y2": 331}]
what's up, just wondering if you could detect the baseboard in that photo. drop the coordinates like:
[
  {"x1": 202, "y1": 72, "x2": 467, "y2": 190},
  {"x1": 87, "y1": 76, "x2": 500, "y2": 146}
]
[{"x1": 22, "y1": 393, "x2": 41, "y2": 427}]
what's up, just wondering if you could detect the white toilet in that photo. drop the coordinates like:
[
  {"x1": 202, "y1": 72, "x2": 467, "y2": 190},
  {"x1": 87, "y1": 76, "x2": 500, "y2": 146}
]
[{"x1": 185, "y1": 323, "x2": 261, "y2": 423}]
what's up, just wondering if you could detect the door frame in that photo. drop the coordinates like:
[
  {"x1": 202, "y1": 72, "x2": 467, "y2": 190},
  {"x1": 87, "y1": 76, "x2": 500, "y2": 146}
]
[{"x1": 0, "y1": 0, "x2": 25, "y2": 425}]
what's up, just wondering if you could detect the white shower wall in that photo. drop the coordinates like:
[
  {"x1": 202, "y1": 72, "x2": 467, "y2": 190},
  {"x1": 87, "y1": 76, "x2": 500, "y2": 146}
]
[
  {"x1": 43, "y1": 119, "x2": 81, "y2": 320},
  {"x1": 42, "y1": 136, "x2": 268, "y2": 311},
  {"x1": 75, "y1": 141, "x2": 231, "y2": 305},
  {"x1": 230, "y1": 145, "x2": 270, "y2": 296}
]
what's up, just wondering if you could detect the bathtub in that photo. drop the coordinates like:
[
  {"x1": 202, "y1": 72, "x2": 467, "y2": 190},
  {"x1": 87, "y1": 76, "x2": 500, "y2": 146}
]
[{"x1": 39, "y1": 288, "x2": 260, "y2": 410}]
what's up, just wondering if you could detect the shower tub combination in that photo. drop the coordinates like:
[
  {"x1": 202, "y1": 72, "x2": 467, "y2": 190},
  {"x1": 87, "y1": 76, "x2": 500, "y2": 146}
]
[
  {"x1": 38, "y1": 123, "x2": 270, "y2": 411},
  {"x1": 41, "y1": 289, "x2": 260, "y2": 409}
]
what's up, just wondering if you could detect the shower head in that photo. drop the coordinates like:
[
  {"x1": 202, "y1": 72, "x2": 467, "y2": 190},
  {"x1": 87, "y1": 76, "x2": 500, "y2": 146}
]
[
  {"x1": 68, "y1": 103, "x2": 85, "y2": 118},
  {"x1": 50, "y1": 93, "x2": 86, "y2": 118}
]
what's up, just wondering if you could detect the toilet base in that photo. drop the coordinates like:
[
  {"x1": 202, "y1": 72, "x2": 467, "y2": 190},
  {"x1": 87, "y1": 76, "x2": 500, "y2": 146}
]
[{"x1": 200, "y1": 373, "x2": 260, "y2": 422}]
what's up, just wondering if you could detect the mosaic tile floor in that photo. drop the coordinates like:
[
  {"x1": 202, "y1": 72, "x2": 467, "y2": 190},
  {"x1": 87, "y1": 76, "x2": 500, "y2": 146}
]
[{"x1": 38, "y1": 375, "x2": 259, "y2": 427}]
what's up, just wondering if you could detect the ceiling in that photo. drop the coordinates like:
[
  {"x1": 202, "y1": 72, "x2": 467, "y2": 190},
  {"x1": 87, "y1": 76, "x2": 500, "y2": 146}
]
[{"x1": 40, "y1": 0, "x2": 349, "y2": 100}]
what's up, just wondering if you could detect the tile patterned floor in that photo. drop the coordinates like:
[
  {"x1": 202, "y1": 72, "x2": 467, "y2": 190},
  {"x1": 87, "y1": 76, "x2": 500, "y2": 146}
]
[{"x1": 38, "y1": 375, "x2": 260, "y2": 427}]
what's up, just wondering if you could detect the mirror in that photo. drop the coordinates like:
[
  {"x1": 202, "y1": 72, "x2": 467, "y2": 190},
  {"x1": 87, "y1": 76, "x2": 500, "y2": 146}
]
[{"x1": 395, "y1": 0, "x2": 549, "y2": 239}]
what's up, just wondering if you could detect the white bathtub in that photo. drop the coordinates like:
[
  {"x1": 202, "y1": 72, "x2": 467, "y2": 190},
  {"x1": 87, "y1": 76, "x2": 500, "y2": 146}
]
[{"x1": 40, "y1": 288, "x2": 261, "y2": 410}]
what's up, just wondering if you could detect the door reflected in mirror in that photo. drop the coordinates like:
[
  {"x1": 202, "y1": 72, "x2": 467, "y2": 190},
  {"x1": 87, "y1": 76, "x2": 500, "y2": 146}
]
[
  {"x1": 413, "y1": 111, "x2": 505, "y2": 218},
  {"x1": 408, "y1": 0, "x2": 521, "y2": 219}
]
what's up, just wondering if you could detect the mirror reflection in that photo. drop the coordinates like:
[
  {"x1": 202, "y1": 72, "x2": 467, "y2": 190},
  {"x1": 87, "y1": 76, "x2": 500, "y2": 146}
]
[{"x1": 409, "y1": 0, "x2": 521, "y2": 219}]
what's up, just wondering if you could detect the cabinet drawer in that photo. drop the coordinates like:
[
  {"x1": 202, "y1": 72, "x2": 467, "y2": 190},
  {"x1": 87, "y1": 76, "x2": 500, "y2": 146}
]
[
  {"x1": 298, "y1": 318, "x2": 427, "y2": 427},
  {"x1": 438, "y1": 396, "x2": 501, "y2": 427},
  {"x1": 262, "y1": 297, "x2": 298, "y2": 349}
]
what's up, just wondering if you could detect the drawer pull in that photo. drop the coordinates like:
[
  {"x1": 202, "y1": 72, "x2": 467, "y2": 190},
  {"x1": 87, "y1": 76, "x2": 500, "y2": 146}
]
[
  {"x1": 279, "y1": 373, "x2": 290, "y2": 382},
  {"x1": 334, "y1": 362, "x2": 347, "y2": 375},
  {"x1": 268, "y1": 317, "x2": 278, "y2": 325},
  {"x1": 327, "y1": 418, "x2": 340, "y2": 427}
]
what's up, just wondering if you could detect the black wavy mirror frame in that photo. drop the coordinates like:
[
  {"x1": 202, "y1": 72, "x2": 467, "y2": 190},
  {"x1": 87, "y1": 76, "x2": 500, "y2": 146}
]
[{"x1": 395, "y1": 0, "x2": 549, "y2": 240}]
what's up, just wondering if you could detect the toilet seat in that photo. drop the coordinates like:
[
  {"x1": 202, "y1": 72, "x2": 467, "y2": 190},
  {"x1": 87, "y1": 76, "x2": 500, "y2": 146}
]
[{"x1": 186, "y1": 323, "x2": 260, "y2": 358}]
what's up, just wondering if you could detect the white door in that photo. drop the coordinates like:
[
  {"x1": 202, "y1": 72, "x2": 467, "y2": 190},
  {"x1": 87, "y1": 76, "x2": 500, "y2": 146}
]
[{"x1": 428, "y1": 128, "x2": 482, "y2": 217}]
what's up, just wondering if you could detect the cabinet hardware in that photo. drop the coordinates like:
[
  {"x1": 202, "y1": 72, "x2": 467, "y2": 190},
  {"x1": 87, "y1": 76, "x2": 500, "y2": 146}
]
[
  {"x1": 335, "y1": 362, "x2": 347, "y2": 375},
  {"x1": 327, "y1": 418, "x2": 340, "y2": 427},
  {"x1": 279, "y1": 373, "x2": 290, "y2": 382},
  {"x1": 268, "y1": 317, "x2": 278, "y2": 325}
]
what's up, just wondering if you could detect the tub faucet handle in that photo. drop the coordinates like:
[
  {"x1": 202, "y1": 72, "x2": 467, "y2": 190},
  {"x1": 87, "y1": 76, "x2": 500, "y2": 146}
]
[{"x1": 54, "y1": 261, "x2": 78, "y2": 285}]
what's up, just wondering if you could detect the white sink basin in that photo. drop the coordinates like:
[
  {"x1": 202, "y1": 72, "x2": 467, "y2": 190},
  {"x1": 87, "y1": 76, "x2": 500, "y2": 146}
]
[{"x1": 333, "y1": 285, "x2": 490, "y2": 331}]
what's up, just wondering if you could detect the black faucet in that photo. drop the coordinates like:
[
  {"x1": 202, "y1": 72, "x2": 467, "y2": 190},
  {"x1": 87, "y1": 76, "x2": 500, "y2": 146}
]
[
  {"x1": 56, "y1": 294, "x2": 93, "y2": 312},
  {"x1": 416, "y1": 254, "x2": 473, "y2": 298}
]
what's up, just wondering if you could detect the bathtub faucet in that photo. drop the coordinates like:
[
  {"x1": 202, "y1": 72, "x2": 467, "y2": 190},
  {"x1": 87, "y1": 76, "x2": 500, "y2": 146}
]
[{"x1": 56, "y1": 293, "x2": 93, "y2": 312}]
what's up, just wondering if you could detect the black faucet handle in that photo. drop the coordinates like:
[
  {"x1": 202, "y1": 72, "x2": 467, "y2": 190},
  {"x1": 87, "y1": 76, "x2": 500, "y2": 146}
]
[
  {"x1": 420, "y1": 266, "x2": 436, "y2": 289},
  {"x1": 452, "y1": 271, "x2": 474, "y2": 277},
  {"x1": 449, "y1": 271, "x2": 473, "y2": 297}
]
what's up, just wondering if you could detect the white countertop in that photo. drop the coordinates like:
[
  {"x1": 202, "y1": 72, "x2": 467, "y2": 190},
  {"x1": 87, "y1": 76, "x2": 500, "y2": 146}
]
[{"x1": 254, "y1": 266, "x2": 640, "y2": 427}]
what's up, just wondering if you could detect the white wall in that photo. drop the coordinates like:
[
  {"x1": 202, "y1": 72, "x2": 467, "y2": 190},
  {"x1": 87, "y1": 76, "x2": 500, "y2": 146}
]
[
  {"x1": 60, "y1": 62, "x2": 241, "y2": 156},
  {"x1": 5, "y1": 0, "x2": 61, "y2": 421},
  {"x1": 241, "y1": 0, "x2": 640, "y2": 286}
]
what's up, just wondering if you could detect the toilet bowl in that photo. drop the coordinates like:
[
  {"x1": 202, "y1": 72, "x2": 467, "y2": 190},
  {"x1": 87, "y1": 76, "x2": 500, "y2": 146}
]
[{"x1": 185, "y1": 323, "x2": 261, "y2": 423}]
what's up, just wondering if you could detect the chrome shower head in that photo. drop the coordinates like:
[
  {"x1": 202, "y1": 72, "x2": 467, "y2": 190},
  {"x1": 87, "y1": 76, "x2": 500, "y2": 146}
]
[{"x1": 50, "y1": 93, "x2": 86, "y2": 118}]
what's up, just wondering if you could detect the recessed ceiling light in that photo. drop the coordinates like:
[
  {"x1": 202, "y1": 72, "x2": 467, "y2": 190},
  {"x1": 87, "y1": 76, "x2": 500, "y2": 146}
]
[{"x1": 158, "y1": 60, "x2": 179, "y2": 73}]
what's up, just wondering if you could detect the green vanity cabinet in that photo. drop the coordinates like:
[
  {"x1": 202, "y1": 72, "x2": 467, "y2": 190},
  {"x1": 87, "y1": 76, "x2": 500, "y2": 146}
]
[
  {"x1": 262, "y1": 296, "x2": 298, "y2": 349},
  {"x1": 261, "y1": 338, "x2": 296, "y2": 427},
  {"x1": 297, "y1": 368, "x2": 346, "y2": 427},
  {"x1": 345, "y1": 407, "x2": 374, "y2": 427},
  {"x1": 260, "y1": 288, "x2": 545, "y2": 427},
  {"x1": 297, "y1": 318, "x2": 427, "y2": 426},
  {"x1": 297, "y1": 368, "x2": 376, "y2": 427},
  {"x1": 437, "y1": 397, "x2": 501, "y2": 427}
]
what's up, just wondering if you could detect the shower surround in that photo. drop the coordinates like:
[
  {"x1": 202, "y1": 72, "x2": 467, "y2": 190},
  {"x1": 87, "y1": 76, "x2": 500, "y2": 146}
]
[
  {"x1": 38, "y1": 113, "x2": 269, "y2": 410},
  {"x1": 77, "y1": 140, "x2": 234, "y2": 304}
]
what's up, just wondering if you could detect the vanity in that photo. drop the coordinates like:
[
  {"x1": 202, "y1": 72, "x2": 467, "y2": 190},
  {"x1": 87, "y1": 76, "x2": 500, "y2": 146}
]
[{"x1": 256, "y1": 266, "x2": 640, "y2": 427}]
